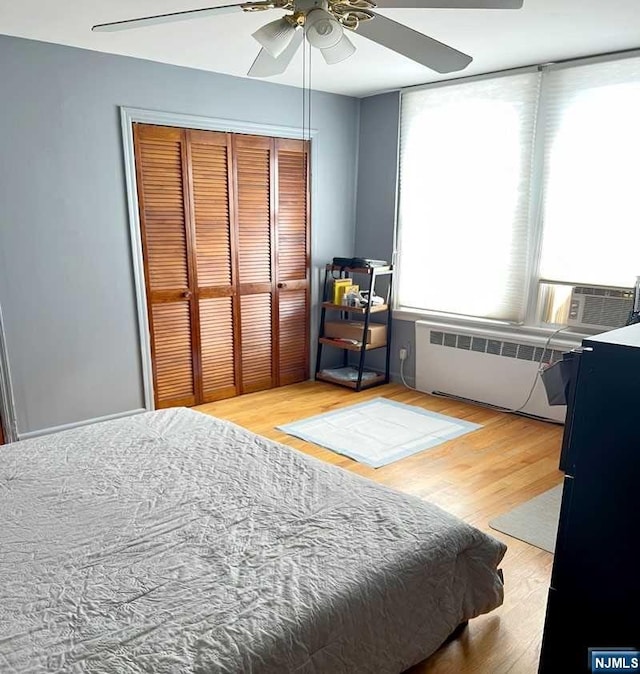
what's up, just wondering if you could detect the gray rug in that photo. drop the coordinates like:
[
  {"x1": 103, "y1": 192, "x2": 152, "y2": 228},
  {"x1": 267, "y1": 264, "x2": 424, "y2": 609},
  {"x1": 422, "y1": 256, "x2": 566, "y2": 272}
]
[{"x1": 489, "y1": 485, "x2": 563, "y2": 553}]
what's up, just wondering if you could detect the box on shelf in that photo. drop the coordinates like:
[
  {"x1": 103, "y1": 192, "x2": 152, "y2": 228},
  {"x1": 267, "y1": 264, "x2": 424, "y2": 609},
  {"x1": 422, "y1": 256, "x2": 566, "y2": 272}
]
[
  {"x1": 332, "y1": 279, "x2": 352, "y2": 305},
  {"x1": 324, "y1": 320, "x2": 387, "y2": 347}
]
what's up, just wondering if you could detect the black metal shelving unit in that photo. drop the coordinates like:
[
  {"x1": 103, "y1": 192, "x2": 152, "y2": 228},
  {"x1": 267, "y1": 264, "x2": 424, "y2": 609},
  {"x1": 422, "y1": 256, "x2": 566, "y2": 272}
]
[{"x1": 314, "y1": 263, "x2": 393, "y2": 391}]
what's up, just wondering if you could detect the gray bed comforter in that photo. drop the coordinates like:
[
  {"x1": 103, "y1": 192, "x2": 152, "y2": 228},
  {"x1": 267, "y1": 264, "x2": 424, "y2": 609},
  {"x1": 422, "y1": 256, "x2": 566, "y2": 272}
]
[{"x1": 0, "y1": 407, "x2": 506, "y2": 673}]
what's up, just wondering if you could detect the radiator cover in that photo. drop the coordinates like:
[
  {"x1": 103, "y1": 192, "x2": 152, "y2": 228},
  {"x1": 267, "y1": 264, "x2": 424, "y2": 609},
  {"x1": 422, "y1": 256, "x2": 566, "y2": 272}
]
[{"x1": 415, "y1": 322, "x2": 578, "y2": 423}]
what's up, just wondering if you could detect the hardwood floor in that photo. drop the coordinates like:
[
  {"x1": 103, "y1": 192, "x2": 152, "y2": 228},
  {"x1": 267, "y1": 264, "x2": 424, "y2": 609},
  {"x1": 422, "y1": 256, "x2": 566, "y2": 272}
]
[{"x1": 196, "y1": 381, "x2": 564, "y2": 674}]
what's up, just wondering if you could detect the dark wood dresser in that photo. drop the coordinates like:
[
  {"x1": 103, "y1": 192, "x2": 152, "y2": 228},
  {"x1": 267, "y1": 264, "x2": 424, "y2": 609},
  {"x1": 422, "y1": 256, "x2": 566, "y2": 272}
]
[{"x1": 538, "y1": 323, "x2": 640, "y2": 672}]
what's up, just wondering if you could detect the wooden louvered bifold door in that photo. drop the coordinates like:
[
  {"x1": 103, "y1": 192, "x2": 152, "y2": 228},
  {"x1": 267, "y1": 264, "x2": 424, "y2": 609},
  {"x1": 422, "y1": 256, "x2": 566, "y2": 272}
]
[
  {"x1": 187, "y1": 130, "x2": 238, "y2": 403},
  {"x1": 134, "y1": 124, "x2": 197, "y2": 408},
  {"x1": 134, "y1": 124, "x2": 309, "y2": 407},
  {"x1": 275, "y1": 138, "x2": 310, "y2": 385},
  {"x1": 233, "y1": 134, "x2": 275, "y2": 394}
]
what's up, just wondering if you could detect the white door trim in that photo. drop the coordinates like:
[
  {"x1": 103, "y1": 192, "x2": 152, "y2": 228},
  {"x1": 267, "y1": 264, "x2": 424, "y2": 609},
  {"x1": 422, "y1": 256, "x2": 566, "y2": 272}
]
[
  {"x1": 120, "y1": 106, "x2": 317, "y2": 410},
  {"x1": 0, "y1": 302, "x2": 18, "y2": 443}
]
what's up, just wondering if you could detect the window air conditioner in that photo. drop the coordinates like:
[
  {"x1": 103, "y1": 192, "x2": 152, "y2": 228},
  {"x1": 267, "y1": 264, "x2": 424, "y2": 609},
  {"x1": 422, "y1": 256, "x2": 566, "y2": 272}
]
[{"x1": 567, "y1": 285, "x2": 634, "y2": 330}]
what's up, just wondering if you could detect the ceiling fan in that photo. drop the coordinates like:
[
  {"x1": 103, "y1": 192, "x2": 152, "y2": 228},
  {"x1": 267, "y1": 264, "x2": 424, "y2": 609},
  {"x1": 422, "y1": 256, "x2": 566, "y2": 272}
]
[{"x1": 92, "y1": 0, "x2": 523, "y2": 79}]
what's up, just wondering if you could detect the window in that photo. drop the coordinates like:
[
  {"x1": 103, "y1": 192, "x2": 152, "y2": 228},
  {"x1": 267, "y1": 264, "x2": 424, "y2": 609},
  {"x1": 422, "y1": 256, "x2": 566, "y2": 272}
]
[
  {"x1": 539, "y1": 59, "x2": 640, "y2": 288},
  {"x1": 397, "y1": 54, "x2": 640, "y2": 326}
]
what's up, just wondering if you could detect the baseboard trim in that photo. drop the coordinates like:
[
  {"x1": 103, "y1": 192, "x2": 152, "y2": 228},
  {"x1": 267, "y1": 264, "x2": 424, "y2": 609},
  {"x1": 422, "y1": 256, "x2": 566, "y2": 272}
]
[{"x1": 17, "y1": 408, "x2": 147, "y2": 441}]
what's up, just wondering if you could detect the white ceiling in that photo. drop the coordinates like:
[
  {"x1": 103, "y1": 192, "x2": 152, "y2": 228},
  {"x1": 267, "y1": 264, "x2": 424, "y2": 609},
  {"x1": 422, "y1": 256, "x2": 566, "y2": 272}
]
[{"x1": 1, "y1": 0, "x2": 639, "y2": 97}]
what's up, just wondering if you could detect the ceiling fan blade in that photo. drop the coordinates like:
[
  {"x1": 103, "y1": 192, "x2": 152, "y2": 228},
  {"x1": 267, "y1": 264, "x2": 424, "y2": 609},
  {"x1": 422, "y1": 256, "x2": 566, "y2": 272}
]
[
  {"x1": 92, "y1": 3, "x2": 256, "y2": 33},
  {"x1": 374, "y1": 0, "x2": 522, "y2": 7},
  {"x1": 357, "y1": 13, "x2": 472, "y2": 73},
  {"x1": 248, "y1": 29, "x2": 303, "y2": 77}
]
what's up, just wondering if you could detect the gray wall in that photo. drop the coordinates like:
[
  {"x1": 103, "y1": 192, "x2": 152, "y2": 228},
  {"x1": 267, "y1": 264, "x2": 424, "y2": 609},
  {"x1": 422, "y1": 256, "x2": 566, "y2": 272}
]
[
  {"x1": 0, "y1": 35, "x2": 359, "y2": 436},
  {"x1": 353, "y1": 91, "x2": 415, "y2": 384},
  {"x1": 354, "y1": 92, "x2": 399, "y2": 262}
]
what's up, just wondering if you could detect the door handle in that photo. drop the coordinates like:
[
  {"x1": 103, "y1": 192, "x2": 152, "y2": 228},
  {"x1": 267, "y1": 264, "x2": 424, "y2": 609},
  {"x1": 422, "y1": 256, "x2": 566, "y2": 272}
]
[
  {"x1": 277, "y1": 282, "x2": 287, "y2": 289},
  {"x1": 183, "y1": 290, "x2": 192, "y2": 299}
]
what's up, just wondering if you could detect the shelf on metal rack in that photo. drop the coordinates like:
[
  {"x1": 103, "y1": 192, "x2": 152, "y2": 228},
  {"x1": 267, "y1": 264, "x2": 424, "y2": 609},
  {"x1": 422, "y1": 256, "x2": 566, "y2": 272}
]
[
  {"x1": 325, "y1": 264, "x2": 392, "y2": 275},
  {"x1": 321, "y1": 302, "x2": 388, "y2": 314},
  {"x1": 316, "y1": 370, "x2": 386, "y2": 390},
  {"x1": 318, "y1": 337, "x2": 386, "y2": 352}
]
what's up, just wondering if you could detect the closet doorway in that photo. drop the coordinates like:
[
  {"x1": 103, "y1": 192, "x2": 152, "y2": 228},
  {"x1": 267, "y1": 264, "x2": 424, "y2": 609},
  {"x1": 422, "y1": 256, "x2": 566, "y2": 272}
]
[{"x1": 133, "y1": 123, "x2": 310, "y2": 409}]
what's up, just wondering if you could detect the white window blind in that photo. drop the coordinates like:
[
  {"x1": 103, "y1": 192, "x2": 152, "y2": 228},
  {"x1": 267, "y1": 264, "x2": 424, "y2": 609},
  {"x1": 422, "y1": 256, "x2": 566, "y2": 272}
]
[
  {"x1": 397, "y1": 72, "x2": 541, "y2": 322},
  {"x1": 539, "y1": 56, "x2": 640, "y2": 289}
]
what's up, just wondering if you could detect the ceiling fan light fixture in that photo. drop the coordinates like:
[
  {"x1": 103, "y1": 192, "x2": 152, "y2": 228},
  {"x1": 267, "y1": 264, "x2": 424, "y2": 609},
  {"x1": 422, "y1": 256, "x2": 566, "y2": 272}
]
[
  {"x1": 320, "y1": 31, "x2": 356, "y2": 64},
  {"x1": 252, "y1": 17, "x2": 297, "y2": 58},
  {"x1": 304, "y1": 8, "x2": 343, "y2": 50}
]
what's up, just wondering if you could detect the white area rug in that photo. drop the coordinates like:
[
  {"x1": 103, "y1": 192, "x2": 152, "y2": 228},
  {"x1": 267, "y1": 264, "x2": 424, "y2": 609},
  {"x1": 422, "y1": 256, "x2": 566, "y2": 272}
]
[
  {"x1": 489, "y1": 485, "x2": 563, "y2": 553},
  {"x1": 277, "y1": 397, "x2": 481, "y2": 468}
]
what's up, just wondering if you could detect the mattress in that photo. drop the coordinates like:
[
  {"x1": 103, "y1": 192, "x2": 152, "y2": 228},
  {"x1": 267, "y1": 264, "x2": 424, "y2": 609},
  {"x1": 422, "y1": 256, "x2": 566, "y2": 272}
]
[{"x1": 0, "y1": 407, "x2": 506, "y2": 673}]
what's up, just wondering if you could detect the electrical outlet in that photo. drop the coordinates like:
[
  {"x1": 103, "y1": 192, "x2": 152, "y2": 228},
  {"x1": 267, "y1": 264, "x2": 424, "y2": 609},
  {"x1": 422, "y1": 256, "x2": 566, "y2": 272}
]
[{"x1": 399, "y1": 347, "x2": 408, "y2": 361}]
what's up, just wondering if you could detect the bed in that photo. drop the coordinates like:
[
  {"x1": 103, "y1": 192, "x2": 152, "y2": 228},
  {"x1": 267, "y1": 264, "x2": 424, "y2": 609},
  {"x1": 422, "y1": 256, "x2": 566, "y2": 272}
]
[{"x1": 0, "y1": 407, "x2": 506, "y2": 673}]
